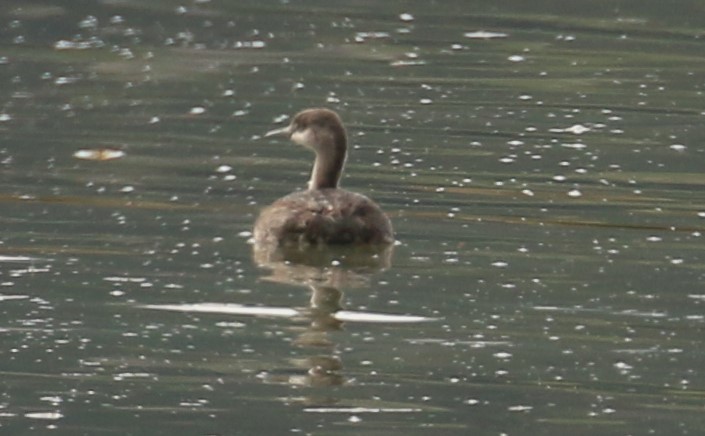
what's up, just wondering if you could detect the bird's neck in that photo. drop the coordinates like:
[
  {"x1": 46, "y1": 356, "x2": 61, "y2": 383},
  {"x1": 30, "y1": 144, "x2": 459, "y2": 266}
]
[{"x1": 308, "y1": 137, "x2": 346, "y2": 190}]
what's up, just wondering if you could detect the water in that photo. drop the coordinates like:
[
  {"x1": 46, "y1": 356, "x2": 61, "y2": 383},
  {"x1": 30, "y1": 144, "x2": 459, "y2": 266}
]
[{"x1": 1, "y1": 1, "x2": 704, "y2": 434}]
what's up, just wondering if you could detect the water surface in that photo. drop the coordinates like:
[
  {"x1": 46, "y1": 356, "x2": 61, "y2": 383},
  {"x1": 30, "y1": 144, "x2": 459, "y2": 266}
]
[{"x1": 1, "y1": 1, "x2": 704, "y2": 434}]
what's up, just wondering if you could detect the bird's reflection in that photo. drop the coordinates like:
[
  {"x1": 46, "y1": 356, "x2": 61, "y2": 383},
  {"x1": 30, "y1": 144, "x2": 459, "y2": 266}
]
[
  {"x1": 252, "y1": 240, "x2": 393, "y2": 388},
  {"x1": 142, "y1": 239, "x2": 434, "y2": 395}
]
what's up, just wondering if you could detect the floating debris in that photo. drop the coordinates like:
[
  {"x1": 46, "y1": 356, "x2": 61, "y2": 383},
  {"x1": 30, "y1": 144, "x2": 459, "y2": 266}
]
[{"x1": 73, "y1": 148, "x2": 125, "y2": 161}]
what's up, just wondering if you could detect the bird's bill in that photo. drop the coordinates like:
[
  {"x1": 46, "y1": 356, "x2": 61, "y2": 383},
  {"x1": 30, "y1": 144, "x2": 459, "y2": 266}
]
[{"x1": 264, "y1": 125, "x2": 292, "y2": 137}]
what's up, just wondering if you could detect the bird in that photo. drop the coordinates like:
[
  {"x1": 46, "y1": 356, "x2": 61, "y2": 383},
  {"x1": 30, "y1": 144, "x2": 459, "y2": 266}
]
[{"x1": 253, "y1": 108, "x2": 393, "y2": 247}]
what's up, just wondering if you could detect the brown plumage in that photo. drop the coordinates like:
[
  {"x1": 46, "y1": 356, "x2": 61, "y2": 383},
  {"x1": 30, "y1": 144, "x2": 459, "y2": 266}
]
[{"x1": 254, "y1": 108, "x2": 393, "y2": 246}]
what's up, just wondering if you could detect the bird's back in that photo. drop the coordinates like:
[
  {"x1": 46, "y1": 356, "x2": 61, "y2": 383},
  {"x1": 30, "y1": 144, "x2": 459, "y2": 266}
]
[{"x1": 253, "y1": 188, "x2": 393, "y2": 246}]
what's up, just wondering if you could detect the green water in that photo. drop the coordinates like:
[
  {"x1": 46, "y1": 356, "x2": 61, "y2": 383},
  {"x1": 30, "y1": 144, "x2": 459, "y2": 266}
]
[{"x1": 1, "y1": 1, "x2": 704, "y2": 434}]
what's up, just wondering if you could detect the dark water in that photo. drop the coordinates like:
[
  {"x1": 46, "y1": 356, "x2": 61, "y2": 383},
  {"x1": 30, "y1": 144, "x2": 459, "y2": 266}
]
[{"x1": 1, "y1": 1, "x2": 704, "y2": 434}]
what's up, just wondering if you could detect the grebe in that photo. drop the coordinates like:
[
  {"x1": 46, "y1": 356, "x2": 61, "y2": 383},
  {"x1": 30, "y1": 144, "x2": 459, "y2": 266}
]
[{"x1": 253, "y1": 108, "x2": 393, "y2": 246}]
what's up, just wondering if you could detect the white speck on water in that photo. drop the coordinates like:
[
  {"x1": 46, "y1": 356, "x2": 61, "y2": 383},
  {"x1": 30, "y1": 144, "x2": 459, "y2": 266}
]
[
  {"x1": 697, "y1": 212, "x2": 705, "y2": 218},
  {"x1": 670, "y1": 258, "x2": 684, "y2": 265},
  {"x1": 561, "y1": 142, "x2": 587, "y2": 150},
  {"x1": 465, "y1": 399, "x2": 480, "y2": 405},
  {"x1": 552, "y1": 175, "x2": 566, "y2": 182},
  {"x1": 614, "y1": 361, "x2": 633, "y2": 370},
  {"x1": 464, "y1": 31, "x2": 508, "y2": 39},
  {"x1": 551, "y1": 124, "x2": 591, "y2": 134},
  {"x1": 234, "y1": 40, "x2": 266, "y2": 49},
  {"x1": 669, "y1": 143, "x2": 686, "y2": 152},
  {"x1": 646, "y1": 236, "x2": 662, "y2": 242},
  {"x1": 399, "y1": 13, "x2": 414, "y2": 22},
  {"x1": 119, "y1": 186, "x2": 134, "y2": 193},
  {"x1": 508, "y1": 405, "x2": 532, "y2": 412},
  {"x1": 189, "y1": 106, "x2": 206, "y2": 115},
  {"x1": 419, "y1": 98, "x2": 432, "y2": 104},
  {"x1": 491, "y1": 261, "x2": 508, "y2": 268},
  {"x1": 73, "y1": 149, "x2": 126, "y2": 161},
  {"x1": 0, "y1": 113, "x2": 11, "y2": 122},
  {"x1": 104, "y1": 276, "x2": 146, "y2": 283},
  {"x1": 494, "y1": 352, "x2": 512, "y2": 359},
  {"x1": 566, "y1": 124, "x2": 590, "y2": 134},
  {"x1": 567, "y1": 189, "x2": 582, "y2": 198},
  {"x1": 24, "y1": 411, "x2": 63, "y2": 420},
  {"x1": 39, "y1": 396, "x2": 63, "y2": 404},
  {"x1": 354, "y1": 32, "x2": 391, "y2": 43},
  {"x1": 55, "y1": 76, "x2": 78, "y2": 85},
  {"x1": 215, "y1": 165, "x2": 232, "y2": 173},
  {"x1": 273, "y1": 114, "x2": 289, "y2": 123},
  {"x1": 508, "y1": 55, "x2": 525, "y2": 62},
  {"x1": 78, "y1": 15, "x2": 99, "y2": 29},
  {"x1": 521, "y1": 189, "x2": 534, "y2": 196}
]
